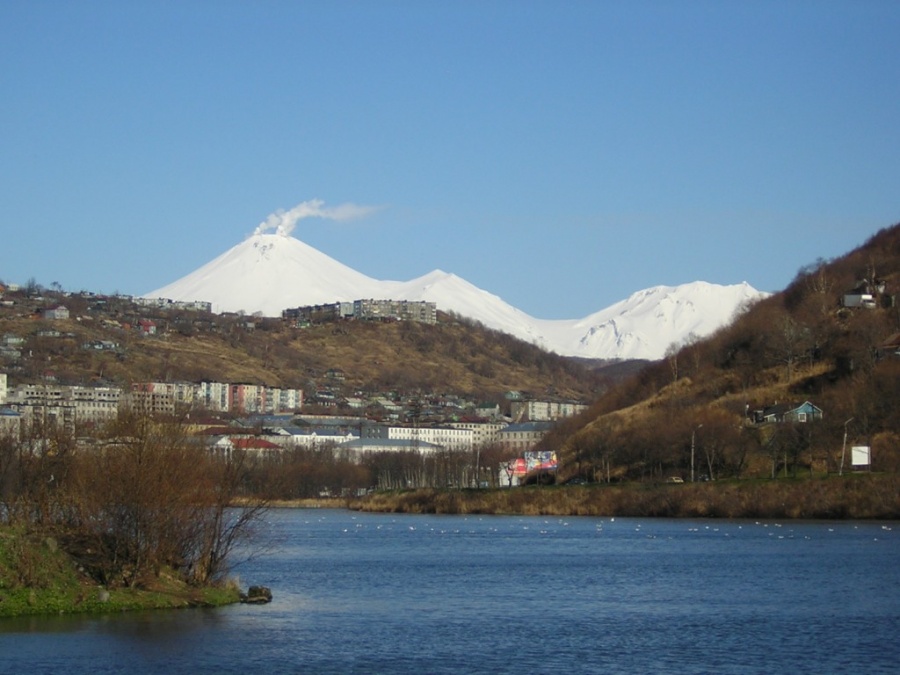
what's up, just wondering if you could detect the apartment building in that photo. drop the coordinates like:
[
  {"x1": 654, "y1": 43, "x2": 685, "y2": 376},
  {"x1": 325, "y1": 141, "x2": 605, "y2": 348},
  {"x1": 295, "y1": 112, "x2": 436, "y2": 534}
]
[
  {"x1": 510, "y1": 400, "x2": 587, "y2": 422},
  {"x1": 388, "y1": 425, "x2": 475, "y2": 452}
]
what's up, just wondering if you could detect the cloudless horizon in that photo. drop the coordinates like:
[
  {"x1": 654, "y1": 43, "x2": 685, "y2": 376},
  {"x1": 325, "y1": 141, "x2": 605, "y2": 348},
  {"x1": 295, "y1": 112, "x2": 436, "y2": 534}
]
[{"x1": 2, "y1": 1, "x2": 898, "y2": 319}]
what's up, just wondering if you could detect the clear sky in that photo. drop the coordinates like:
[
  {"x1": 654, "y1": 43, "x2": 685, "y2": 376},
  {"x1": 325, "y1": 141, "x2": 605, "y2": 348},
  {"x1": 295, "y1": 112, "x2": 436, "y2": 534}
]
[{"x1": 2, "y1": 1, "x2": 898, "y2": 319}]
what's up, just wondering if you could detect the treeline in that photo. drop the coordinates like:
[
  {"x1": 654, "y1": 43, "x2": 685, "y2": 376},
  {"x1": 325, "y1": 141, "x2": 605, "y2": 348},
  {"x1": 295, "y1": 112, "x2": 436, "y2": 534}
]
[
  {"x1": 352, "y1": 475, "x2": 900, "y2": 520},
  {"x1": 0, "y1": 411, "x2": 264, "y2": 589},
  {"x1": 239, "y1": 443, "x2": 515, "y2": 499}
]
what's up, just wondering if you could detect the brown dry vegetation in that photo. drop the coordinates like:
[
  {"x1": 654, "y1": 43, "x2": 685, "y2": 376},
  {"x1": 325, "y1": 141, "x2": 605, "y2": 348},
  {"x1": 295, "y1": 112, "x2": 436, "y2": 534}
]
[
  {"x1": 0, "y1": 309, "x2": 601, "y2": 403},
  {"x1": 537, "y1": 223, "x2": 900, "y2": 486},
  {"x1": 0, "y1": 411, "x2": 265, "y2": 593},
  {"x1": 352, "y1": 474, "x2": 900, "y2": 520}
]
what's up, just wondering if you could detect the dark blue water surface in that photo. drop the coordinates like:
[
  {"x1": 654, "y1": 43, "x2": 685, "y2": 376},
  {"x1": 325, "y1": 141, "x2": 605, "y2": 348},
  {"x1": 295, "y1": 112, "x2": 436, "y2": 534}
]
[{"x1": 1, "y1": 510, "x2": 898, "y2": 674}]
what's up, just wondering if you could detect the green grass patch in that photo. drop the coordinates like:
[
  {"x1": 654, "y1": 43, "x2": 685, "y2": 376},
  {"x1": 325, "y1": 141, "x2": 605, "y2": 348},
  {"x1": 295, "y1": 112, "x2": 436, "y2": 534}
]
[{"x1": 0, "y1": 527, "x2": 241, "y2": 618}]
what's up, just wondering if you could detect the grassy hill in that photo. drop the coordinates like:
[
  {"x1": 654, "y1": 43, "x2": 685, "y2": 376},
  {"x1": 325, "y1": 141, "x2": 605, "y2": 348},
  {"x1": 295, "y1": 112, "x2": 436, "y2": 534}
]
[{"x1": 0, "y1": 298, "x2": 607, "y2": 405}]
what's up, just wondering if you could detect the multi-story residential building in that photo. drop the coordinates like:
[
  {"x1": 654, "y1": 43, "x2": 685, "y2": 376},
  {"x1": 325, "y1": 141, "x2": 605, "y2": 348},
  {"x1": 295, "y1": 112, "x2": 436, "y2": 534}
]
[
  {"x1": 230, "y1": 383, "x2": 265, "y2": 414},
  {"x1": 68, "y1": 386, "x2": 122, "y2": 424},
  {"x1": 128, "y1": 382, "x2": 198, "y2": 416},
  {"x1": 270, "y1": 387, "x2": 303, "y2": 412},
  {"x1": 135, "y1": 297, "x2": 213, "y2": 313},
  {"x1": 282, "y1": 302, "x2": 354, "y2": 325},
  {"x1": 447, "y1": 421, "x2": 507, "y2": 448},
  {"x1": 131, "y1": 381, "x2": 303, "y2": 415},
  {"x1": 510, "y1": 400, "x2": 587, "y2": 422},
  {"x1": 496, "y1": 421, "x2": 554, "y2": 454},
  {"x1": 353, "y1": 299, "x2": 437, "y2": 324},
  {"x1": 283, "y1": 299, "x2": 437, "y2": 326},
  {"x1": 198, "y1": 381, "x2": 231, "y2": 412},
  {"x1": 388, "y1": 425, "x2": 474, "y2": 452},
  {"x1": 7, "y1": 383, "x2": 122, "y2": 429}
]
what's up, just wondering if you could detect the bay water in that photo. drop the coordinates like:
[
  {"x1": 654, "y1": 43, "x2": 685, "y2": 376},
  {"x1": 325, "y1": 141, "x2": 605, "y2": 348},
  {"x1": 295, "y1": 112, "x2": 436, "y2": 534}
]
[{"x1": 1, "y1": 509, "x2": 898, "y2": 674}]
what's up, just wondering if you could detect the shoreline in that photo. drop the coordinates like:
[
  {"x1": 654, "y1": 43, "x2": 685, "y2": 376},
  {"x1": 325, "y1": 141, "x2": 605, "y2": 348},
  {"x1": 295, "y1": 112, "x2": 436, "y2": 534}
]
[{"x1": 342, "y1": 474, "x2": 900, "y2": 520}]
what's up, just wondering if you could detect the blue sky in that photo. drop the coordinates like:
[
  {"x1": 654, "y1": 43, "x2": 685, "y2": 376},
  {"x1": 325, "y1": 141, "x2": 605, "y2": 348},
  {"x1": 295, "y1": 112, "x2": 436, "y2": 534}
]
[{"x1": 2, "y1": 1, "x2": 898, "y2": 319}]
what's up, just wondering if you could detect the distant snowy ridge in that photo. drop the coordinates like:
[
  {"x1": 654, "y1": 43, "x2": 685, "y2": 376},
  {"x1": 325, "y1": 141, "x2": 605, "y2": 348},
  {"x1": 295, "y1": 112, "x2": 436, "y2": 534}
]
[{"x1": 145, "y1": 233, "x2": 768, "y2": 361}]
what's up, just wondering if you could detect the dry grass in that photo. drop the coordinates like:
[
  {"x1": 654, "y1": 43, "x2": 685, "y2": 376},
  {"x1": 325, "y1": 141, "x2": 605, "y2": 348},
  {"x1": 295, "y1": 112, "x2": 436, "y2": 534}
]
[
  {"x1": 1, "y1": 313, "x2": 599, "y2": 400},
  {"x1": 350, "y1": 474, "x2": 900, "y2": 520}
]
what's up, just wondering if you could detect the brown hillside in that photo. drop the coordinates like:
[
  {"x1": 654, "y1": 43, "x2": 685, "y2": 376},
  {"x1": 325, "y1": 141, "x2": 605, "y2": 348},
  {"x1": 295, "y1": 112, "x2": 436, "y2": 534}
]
[
  {"x1": 541, "y1": 222, "x2": 900, "y2": 483},
  {"x1": 0, "y1": 301, "x2": 602, "y2": 404}
]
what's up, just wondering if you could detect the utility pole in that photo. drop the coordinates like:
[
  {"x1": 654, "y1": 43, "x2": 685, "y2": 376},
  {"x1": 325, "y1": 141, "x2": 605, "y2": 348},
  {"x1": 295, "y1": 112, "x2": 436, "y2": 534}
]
[
  {"x1": 840, "y1": 417, "x2": 854, "y2": 476},
  {"x1": 691, "y1": 424, "x2": 703, "y2": 482}
]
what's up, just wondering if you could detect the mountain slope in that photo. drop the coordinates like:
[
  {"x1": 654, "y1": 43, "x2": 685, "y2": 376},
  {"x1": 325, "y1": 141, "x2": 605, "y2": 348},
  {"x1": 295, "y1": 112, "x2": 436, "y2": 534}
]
[
  {"x1": 532, "y1": 281, "x2": 764, "y2": 361},
  {"x1": 145, "y1": 232, "x2": 767, "y2": 361}
]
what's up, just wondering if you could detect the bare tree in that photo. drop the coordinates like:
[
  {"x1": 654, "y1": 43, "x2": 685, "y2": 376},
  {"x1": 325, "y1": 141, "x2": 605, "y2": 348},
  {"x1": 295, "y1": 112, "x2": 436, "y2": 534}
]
[{"x1": 67, "y1": 410, "x2": 266, "y2": 587}]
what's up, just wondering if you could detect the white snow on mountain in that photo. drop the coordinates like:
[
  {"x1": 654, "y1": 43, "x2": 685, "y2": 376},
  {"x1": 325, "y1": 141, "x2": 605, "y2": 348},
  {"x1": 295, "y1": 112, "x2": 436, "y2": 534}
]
[{"x1": 144, "y1": 232, "x2": 767, "y2": 361}]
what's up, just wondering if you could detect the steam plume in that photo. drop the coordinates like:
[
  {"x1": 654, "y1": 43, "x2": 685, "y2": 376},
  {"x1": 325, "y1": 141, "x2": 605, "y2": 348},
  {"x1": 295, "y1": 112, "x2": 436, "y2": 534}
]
[{"x1": 253, "y1": 199, "x2": 380, "y2": 237}]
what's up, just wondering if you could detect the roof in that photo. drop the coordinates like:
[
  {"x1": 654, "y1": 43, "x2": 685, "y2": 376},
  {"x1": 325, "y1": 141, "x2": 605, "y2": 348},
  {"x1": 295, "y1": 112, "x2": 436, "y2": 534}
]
[
  {"x1": 341, "y1": 438, "x2": 442, "y2": 451},
  {"x1": 881, "y1": 333, "x2": 900, "y2": 350},
  {"x1": 230, "y1": 438, "x2": 281, "y2": 450},
  {"x1": 500, "y1": 421, "x2": 554, "y2": 433},
  {"x1": 762, "y1": 401, "x2": 822, "y2": 416}
]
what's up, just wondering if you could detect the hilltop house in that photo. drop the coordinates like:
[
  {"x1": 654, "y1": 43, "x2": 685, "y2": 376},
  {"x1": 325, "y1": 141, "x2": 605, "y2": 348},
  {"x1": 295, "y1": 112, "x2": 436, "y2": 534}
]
[
  {"x1": 42, "y1": 305, "x2": 70, "y2": 320},
  {"x1": 750, "y1": 401, "x2": 823, "y2": 425},
  {"x1": 137, "y1": 319, "x2": 157, "y2": 335}
]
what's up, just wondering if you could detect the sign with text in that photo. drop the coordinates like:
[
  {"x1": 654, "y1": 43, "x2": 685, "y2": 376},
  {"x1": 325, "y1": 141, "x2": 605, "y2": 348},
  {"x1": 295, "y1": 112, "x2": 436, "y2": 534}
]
[
  {"x1": 525, "y1": 451, "x2": 558, "y2": 472},
  {"x1": 851, "y1": 446, "x2": 871, "y2": 467}
]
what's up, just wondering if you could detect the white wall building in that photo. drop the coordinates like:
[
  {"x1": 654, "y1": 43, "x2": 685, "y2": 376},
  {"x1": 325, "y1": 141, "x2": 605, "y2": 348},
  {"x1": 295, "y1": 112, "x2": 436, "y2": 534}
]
[
  {"x1": 510, "y1": 400, "x2": 587, "y2": 422},
  {"x1": 198, "y1": 381, "x2": 231, "y2": 412},
  {"x1": 8, "y1": 383, "x2": 122, "y2": 427},
  {"x1": 447, "y1": 421, "x2": 506, "y2": 447},
  {"x1": 388, "y1": 425, "x2": 474, "y2": 452}
]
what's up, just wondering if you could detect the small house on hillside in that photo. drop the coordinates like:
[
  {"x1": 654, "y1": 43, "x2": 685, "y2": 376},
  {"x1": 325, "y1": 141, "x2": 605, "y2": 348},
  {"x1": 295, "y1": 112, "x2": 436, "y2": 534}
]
[
  {"x1": 751, "y1": 401, "x2": 823, "y2": 425},
  {"x1": 42, "y1": 306, "x2": 69, "y2": 321},
  {"x1": 880, "y1": 333, "x2": 900, "y2": 358},
  {"x1": 137, "y1": 319, "x2": 157, "y2": 335}
]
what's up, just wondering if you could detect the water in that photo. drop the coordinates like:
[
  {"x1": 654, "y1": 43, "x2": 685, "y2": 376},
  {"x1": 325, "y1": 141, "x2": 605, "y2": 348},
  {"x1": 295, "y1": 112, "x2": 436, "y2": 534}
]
[{"x1": 1, "y1": 510, "x2": 898, "y2": 674}]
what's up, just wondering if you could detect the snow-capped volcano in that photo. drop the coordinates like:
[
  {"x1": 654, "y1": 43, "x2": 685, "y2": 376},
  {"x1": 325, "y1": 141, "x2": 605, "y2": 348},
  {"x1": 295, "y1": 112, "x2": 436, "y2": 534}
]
[
  {"x1": 145, "y1": 232, "x2": 767, "y2": 361},
  {"x1": 148, "y1": 233, "x2": 387, "y2": 311}
]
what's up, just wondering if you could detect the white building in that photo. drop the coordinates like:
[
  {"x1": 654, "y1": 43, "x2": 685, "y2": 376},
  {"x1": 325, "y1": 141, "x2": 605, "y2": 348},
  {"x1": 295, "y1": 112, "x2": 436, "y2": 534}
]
[
  {"x1": 496, "y1": 421, "x2": 554, "y2": 453},
  {"x1": 510, "y1": 400, "x2": 587, "y2": 422},
  {"x1": 131, "y1": 381, "x2": 303, "y2": 415},
  {"x1": 265, "y1": 425, "x2": 358, "y2": 449},
  {"x1": 269, "y1": 387, "x2": 303, "y2": 413},
  {"x1": 388, "y1": 425, "x2": 475, "y2": 452},
  {"x1": 0, "y1": 407, "x2": 21, "y2": 437},
  {"x1": 198, "y1": 381, "x2": 231, "y2": 412},
  {"x1": 447, "y1": 421, "x2": 506, "y2": 448},
  {"x1": 8, "y1": 383, "x2": 122, "y2": 428}
]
